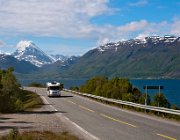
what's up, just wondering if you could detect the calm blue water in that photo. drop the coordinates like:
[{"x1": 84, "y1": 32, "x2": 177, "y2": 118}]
[
  {"x1": 130, "y1": 79, "x2": 180, "y2": 108},
  {"x1": 19, "y1": 79, "x2": 180, "y2": 107}
]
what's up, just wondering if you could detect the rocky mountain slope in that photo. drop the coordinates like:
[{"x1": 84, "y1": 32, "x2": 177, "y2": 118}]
[
  {"x1": 0, "y1": 54, "x2": 38, "y2": 73},
  {"x1": 50, "y1": 54, "x2": 69, "y2": 62},
  {"x1": 65, "y1": 35, "x2": 180, "y2": 78},
  {"x1": 12, "y1": 41, "x2": 54, "y2": 67},
  {"x1": 1, "y1": 36, "x2": 180, "y2": 79},
  {"x1": 39, "y1": 56, "x2": 79, "y2": 73},
  {"x1": 1, "y1": 40, "x2": 78, "y2": 74}
]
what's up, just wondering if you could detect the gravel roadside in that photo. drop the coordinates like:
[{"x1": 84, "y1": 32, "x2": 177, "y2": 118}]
[
  {"x1": 0, "y1": 105, "x2": 66, "y2": 133},
  {"x1": 0, "y1": 97, "x2": 88, "y2": 140}
]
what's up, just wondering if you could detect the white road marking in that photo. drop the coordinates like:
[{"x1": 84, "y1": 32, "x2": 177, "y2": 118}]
[{"x1": 41, "y1": 96, "x2": 99, "y2": 140}]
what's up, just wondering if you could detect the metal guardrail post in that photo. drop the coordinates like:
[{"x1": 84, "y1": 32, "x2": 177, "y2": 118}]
[{"x1": 63, "y1": 89, "x2": 180, "y2": 116}]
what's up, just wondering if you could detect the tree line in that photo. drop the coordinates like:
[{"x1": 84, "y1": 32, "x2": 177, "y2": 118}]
[
  {"x1": 0, "y1": 67, "x2": 42, "y2": 113},
  {"x1": 70, "y1": 76, "x2": 173, "y2": 109}
]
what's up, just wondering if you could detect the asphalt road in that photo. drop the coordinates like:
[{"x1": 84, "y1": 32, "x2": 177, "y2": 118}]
[{"x1": 26, "y1": 87, "x2": 180, "y2": 140}]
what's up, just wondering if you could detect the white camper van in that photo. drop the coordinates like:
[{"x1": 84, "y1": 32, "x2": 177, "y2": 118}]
[{"x1": 46, "y1": 82, "x2": 61, "y2": 97}]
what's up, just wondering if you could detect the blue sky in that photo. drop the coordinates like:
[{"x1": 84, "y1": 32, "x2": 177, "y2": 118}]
[{"x1": 0, "y1": 0, "x2": 179, "y2": 56}]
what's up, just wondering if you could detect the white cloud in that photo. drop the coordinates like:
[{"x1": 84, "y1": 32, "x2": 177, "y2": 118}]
[
  {"x1": 0, "y1": 40, "x2": 15, "y2": 54},
  {"x1": 0, "y1": 0, "x2": 152, "y2": 41},
  {"x1": 95, "y1": 19, "x2": 180, "y2": 46},
  {"x1": 0, "y1": 0, "x2": 179, "y2": 47},
  {"x1": 45, "y1": 44, "x2": 90, "y2": 56},
  {"x1": 128, "y1": 0, "x2": 148, "y2": 7},
  {"x1": 170, "y1": 19, "x2": 180, "y2": 36},
  {"x1": 97, "y1": 37, "x2": 110, "y2": 46},
  {"x1": 117, "y1": 20, "x2": 148, "y2": 32},
  {"x1": 136, "y1": 32, "x2": 150, "y2": 40},
  {"x1": 0, "y1": 0, "x2": 113, "y2": 38}
]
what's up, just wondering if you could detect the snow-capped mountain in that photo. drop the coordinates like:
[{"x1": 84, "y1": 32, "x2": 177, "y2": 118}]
[
  {"x1": 0, "y1": 54, "x2": 38, "y2": 73},
  {"x1": 0, "y1": 50, "x2": 11, "y2": 56},
  {"x1": 50, "y1": 54, "x2": 69, "y2": 62},
  {"x1": 12, "y1": 41, "x2": 54, "y2": 67},
  {"x1": 97, "y1": 35, "x2": 179, "y2": 52},
  {"x1": 2, "y1": 35, "x2": 180, "y2": 79},
  {"x1": 65, "y1": 35, "x2": 180, "y2": 78}
]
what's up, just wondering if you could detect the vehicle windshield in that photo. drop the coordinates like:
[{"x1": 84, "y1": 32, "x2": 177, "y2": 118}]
[{"x1": 49, "y1": 86, "x2": 60, "y2": 90}]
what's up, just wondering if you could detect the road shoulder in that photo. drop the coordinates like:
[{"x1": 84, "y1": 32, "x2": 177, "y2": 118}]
[{"x1": 0, "y1": 95, "x2": 97, "y2": 140}]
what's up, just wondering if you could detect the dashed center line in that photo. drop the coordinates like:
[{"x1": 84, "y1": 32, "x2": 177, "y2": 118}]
[
  {"x1": 101, "y1": 114, "x2": 137, "y2": 128},
  {"x1": 65, "y1": 99, "x2": 94, "y2": 113},
  {"x1": 45, "y1": 94, "x2": 177, "y2": 140},
  {"x1": 67, "y1": 100, "x2": 76, "y2": 105},
  {"x1": 156, "y1": 133, "x2": 177, "y2": 140},
  {"x1": 79, "y1": 105, "x2": 95, "y2": 113},
  {"x1": 65, "y1": 99, "x2": 137, "y2": 128}
]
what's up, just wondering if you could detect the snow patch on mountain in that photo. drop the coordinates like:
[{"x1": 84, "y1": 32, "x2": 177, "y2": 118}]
[
  {"x1": 50, "y1": 54, "x2": 69, "y2": 62},
  {"x1": 16, "y1": 40, "x2": 35, "y2": 52},
  {"x1": 97, "y1": 35, "x2": 179, "y2": 52},
  {"x1": 13, "y1": 40, "x2": 54, "y2": 67}
]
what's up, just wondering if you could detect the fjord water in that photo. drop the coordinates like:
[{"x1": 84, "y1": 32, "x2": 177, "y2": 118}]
[
  {"x1": 20, "y1": 79, "x2": 180, "y2": 107},
  {"x1": 130, "y1": 79, "x2": 180, "y2": 108},
  {"x1": 63, "y1": 79, "x2": 180, "y2": 107},
  {"x1": 62, "y1": 79, "x2": 180, "y2": 107}
]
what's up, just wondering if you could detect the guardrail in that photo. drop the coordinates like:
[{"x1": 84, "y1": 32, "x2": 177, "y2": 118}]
[{"x1": 64, "y1": 89, "x2": 180, "y2": 116}]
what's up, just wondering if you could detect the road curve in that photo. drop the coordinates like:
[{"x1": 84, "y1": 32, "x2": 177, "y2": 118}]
[{"x1": 26, "y1": 87, "x2": 180, "y2": 140}]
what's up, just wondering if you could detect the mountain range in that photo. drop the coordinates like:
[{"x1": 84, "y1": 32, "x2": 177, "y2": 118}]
[
  {"x1": 13, "y1": 40, "x2": 58, "y2": 67},
  {"x1": 0, "y1": 40, "x2": 78, "y2": 72},
  {"x1": 0, "y1": 54, "x2": 38, "y2": 73},
  {"x1": 0, "y1": 35, "x2": 180, "y2": 80},
  {"x1": 64, "y1": 35, "x2": 180, "y2": 79}
]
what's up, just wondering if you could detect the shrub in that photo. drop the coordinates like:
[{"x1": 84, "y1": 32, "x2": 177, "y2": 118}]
[
  {"x1": 28, "y1": 82, "x2": 45, "y2": 87},
  {"x1": 152, "y1": 93, "x2": 170, "y2": 108},
  {"x1": 0, "y1": 68, "x2": 43, "y2": 113}
]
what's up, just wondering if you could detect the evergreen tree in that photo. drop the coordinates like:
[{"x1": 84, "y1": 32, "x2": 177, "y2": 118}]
[
  {"x1": 0, "y1": 68, "x2": 24, "y2": 113},
  {"x1": 78, "y1": 76, "x2": 171, "y2": 108},
  {"x1": 152, "y1": 93, "x2": 170, "y2": 108}
]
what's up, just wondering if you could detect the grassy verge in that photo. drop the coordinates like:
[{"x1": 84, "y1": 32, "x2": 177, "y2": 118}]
[
  {"x1": 0, "y1": 89, "x2": 43, "y2": 113},
  {"x1": 22, "y1": 90, "x2": 44, "y2": 111},
  {"x1": 0, "y1": 129, "x2": 79, "y2": 140}
]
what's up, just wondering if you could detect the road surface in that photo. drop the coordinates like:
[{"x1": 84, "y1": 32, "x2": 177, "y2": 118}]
[{"x1": 26, "y1": 87, "x2": 180, "y2": 140}]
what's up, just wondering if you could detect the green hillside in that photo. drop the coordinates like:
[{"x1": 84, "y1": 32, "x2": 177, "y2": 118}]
[{"x1": 64, "y1": 40, "x2": 180, "y2": 79}]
